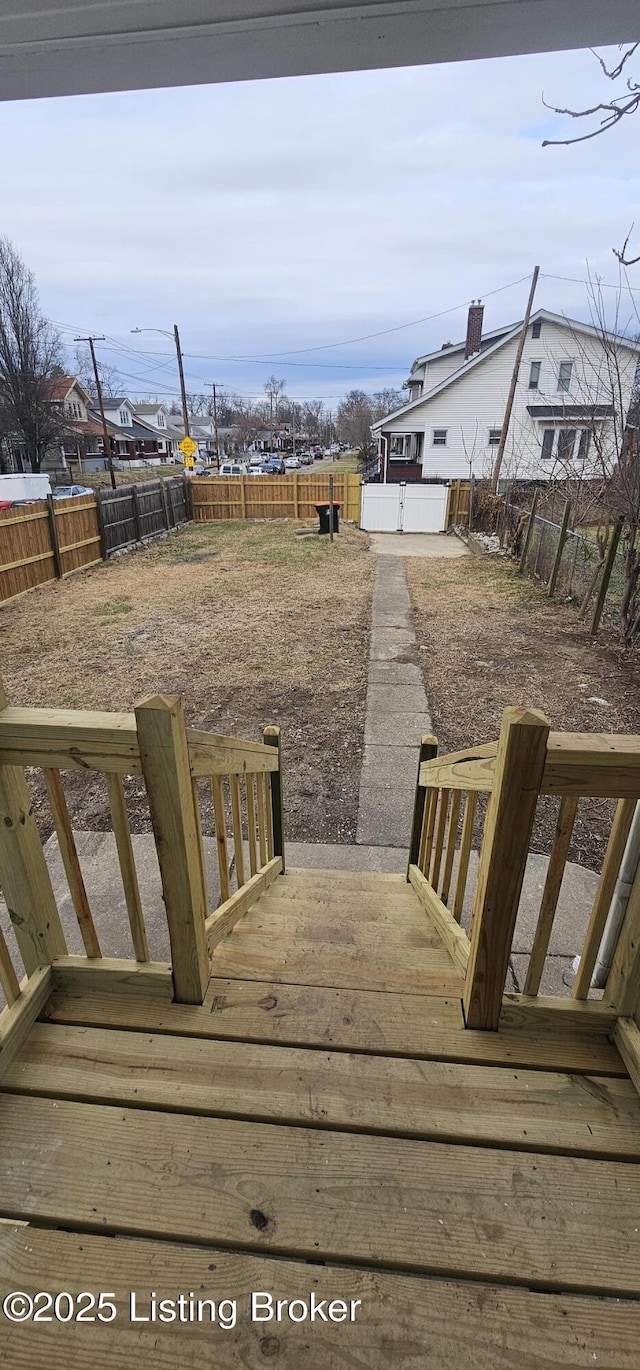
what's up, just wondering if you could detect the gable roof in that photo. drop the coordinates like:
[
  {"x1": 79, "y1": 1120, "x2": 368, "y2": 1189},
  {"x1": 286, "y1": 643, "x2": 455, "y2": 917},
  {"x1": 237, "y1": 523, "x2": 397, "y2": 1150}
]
[
  {"x1": 47, "y1": 375, "x2": 93, "y2": 406},
  {"x1": 408, "y1": 321, "x2": 516, "y2": 375},
  {"x1": 373, "y1": 308, "x2": 640, "y2": 430}
]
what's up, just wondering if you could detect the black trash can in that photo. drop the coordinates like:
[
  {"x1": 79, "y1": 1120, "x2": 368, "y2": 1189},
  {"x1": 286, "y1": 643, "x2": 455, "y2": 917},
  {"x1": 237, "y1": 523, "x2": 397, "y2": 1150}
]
[{"x1": 315, "y1": 502, "x2": 340, "y2": 534}]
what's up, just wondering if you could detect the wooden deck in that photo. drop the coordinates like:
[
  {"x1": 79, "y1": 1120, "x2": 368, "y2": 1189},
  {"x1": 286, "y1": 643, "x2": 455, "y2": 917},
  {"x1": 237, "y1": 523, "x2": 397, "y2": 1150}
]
[{"x1": 2, "y1": 866, "x2": 640, "y2": 1366}]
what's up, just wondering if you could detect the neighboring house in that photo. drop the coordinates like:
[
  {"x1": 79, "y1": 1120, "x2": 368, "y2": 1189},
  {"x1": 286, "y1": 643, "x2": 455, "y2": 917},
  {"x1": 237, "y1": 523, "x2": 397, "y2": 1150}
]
[
  {"x1": 1, "y1": 375, "x2": 120, "y2": 475},
  {"x1": 101, "y1": 397, "x2": 162, "y2": 464},
  {"x1": 372, "y1": 305, "x2": 640, "y2": 486},
  {"x1": 131, "y1": 403, "x2": 182, "y2": 462}
]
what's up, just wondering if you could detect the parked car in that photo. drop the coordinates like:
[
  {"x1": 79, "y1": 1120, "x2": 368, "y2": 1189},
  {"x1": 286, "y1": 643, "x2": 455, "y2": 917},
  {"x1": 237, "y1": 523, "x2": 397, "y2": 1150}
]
[
  {"x1": 249, "y1": 453, "x2": 264, "y2": 467},
  {"x1": 219, "y1": 461, "x2": 248, "y2": 477},
  {"x1": 298, "y1": 451, "x2": 313, "y2": 466},
  {"x1": 285, "y1": 456, "x2": 301, "y2": 470},
  {"x1": 248, "y1": 466, "x2": 267, "y2": 476},
  {"x1": 52, "y1": 485, "x2": 94, "y2": 498},
  {"x1": 262, "y1": 458, "x2": 286, "y2": 475}
]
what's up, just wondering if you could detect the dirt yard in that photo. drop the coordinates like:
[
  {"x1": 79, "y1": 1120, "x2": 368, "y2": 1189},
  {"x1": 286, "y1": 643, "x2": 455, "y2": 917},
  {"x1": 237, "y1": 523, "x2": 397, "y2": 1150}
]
[
  {"x1": 2, "y1": 520, "x2": 375, "y2": 844},
  {"x1": 405, "y1": 548, "x2": 640, "y2": 871}
]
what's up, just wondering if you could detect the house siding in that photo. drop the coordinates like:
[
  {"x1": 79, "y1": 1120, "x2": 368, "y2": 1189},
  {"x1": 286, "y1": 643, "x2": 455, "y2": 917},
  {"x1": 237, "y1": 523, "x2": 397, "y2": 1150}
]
[{"x1": 382, "y1": 319, "x2": 638, "y2": 482}]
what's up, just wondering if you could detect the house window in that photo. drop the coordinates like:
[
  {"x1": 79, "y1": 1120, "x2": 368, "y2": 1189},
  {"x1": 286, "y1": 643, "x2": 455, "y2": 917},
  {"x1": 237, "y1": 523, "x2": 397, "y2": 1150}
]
[
  {"x1": 119, "y1": 409, "x2": 129, "y2": 426},
  {"x1": 532, "y1": 320, "x2": 542, "y2": 339},
  {"x1": 488, "y1": 428, "x2": 502, "y2": 447},
  {"x1": 557, "y1": 429, "x2": 577, "y2": 462},
  {"x1": 528, "y1": 361, "x2": 542, "y2": 390},
  {"x1": 432, "y1": 428, "x2": 448, "y2": 446},
  {"x1": 157, "y1": 413, "x2": 165, "y2": 427},
  {"x1": 541, "y1": 429, "x2": 555, "y2": 460},
  {"x1": 557, "y1": 361, "x2": 573, "y2": 393},
  {"x1": 577, "y1": 429, "x2": 591, "y2": 461}
]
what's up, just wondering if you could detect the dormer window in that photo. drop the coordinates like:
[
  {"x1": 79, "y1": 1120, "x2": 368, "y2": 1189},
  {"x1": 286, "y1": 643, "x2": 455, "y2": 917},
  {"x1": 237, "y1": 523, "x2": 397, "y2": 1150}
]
[
  {"x1": 119, "y1": 409, "x2": 130, "y2": 427},
  {"x1": 157, "y1": 413, "x2": 165, "y2": 427}
]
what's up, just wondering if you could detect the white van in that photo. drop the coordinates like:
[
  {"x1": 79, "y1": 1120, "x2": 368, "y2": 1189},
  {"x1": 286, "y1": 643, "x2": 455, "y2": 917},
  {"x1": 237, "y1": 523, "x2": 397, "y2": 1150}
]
[{"x1": 219, "y1": 461, "x2": 248, "y2": 477}]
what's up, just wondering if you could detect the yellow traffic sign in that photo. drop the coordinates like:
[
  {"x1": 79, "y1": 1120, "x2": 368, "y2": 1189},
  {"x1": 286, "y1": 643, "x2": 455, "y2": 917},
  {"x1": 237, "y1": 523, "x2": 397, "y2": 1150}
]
[
  {"x1": 179, "y1": 436, "x2": 197, "y2": 459},
  {"x1": 184, "y1": 455, "x2": 195, "y2": 469}
]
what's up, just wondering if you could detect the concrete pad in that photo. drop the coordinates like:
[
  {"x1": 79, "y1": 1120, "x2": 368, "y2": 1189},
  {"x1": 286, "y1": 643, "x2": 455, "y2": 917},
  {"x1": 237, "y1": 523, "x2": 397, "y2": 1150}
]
[
  {"x1": 510, "y1": 954, "x2": 579, "y2": 998},
  {"x1": 368, "y1": 661, "x2": 424, "y2": 686},
  {"x1": 286, "y1": 843, "x2": 407, "y2": 873},
  {"x1": 369, "y1": 533, "x2": 468, "y2": 558},
  {"x1": 456, "y1": 850, "x2": 596, "y2": 957},
  {"x1": 369, "y1": 626, "x2": 416, "y2": 662},
  {"x1": 356, "y1": 789, "x2": 415, "y2": 847},
  {"x1": 366, "y1": 684, "x2": 430, "y2": 716},
  {"x1": 365, "y1": 713, "x2": 433, "y2": 746}
]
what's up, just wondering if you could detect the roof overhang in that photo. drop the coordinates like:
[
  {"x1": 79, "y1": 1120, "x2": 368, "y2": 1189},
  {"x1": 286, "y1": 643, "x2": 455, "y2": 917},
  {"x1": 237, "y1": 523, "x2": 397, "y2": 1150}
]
[
  {"x1": 1, "y1": 1, "x2": 639, "y2": 102},
  {"x1": 527, "y1": 404, "x2": 615, "y2": 420}
]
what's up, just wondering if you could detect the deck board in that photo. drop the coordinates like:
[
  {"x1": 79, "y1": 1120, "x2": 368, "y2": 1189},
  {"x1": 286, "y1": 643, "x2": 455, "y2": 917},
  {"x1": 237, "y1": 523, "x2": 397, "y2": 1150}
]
[
  {"x1": 7, "y1": 1022, "x2": 640, "y2": 1159},
  {"x1": 1, "y1": 1093, "x2": 640, "y2": 1295},
  {"x1": 43, "y1": 975, "x2": 627, "y2": 1075},
  {"x1": 2, "y1": 1223, "x2": 640, "y2": 1369}
]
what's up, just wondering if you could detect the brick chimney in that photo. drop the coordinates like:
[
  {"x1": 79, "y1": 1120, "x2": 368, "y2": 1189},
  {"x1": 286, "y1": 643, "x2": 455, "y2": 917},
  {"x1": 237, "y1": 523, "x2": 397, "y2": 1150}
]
[{"x1": 464, "y1": 300, "x2": 484, "y2": 359}]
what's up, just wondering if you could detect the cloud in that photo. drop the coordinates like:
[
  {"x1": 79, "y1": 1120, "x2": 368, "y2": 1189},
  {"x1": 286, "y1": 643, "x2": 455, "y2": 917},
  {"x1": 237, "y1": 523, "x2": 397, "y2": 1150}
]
[{"x1": 0, "y1": 46, "x2": 638, "y2": 402}]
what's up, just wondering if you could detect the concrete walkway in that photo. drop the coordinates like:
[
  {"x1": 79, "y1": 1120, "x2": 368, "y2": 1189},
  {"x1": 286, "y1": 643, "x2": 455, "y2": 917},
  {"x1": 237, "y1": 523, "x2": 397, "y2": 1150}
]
[
  {"x1": 356, "y1": 556, "x2": 432, "y2": 847},
  {"x1": 369, "y1": 532, "x2": 467, "y2": 558}
]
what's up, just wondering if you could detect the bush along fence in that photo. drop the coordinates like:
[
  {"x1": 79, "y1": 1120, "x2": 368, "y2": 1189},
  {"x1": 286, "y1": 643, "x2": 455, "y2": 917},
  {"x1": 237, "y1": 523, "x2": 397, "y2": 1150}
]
[
  {"x1": 0, "y1": 476, "x2": 190, "y2": 606},
  {"x1": 190, "y1": 472, "x2": 362, "y2": 524},
  {"x1": 474, "y1": 486, "x2": 628, "y2": 637}
]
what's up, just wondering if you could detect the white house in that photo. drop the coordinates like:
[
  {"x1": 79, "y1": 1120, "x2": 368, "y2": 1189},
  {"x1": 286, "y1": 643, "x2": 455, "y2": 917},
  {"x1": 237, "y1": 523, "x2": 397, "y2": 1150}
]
[
  {"x1": 132, "y1": 403, "x2": 183, "y2": 461},
  {"x1": 371, "y1": 305, "x2": 640, "y2": 487}
]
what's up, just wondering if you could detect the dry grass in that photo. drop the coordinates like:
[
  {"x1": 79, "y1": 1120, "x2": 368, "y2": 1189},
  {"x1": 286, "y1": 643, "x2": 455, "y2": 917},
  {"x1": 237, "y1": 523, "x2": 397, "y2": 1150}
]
[
  {"x1": 75, "y1": 465, "x2": 184, "y2": 488},
  {"x1": 405, "y1": 549, "x2": 640, "y2": 870},
  {"x1": 3, "y1": 520, "x2": 375, "y2": 842}
]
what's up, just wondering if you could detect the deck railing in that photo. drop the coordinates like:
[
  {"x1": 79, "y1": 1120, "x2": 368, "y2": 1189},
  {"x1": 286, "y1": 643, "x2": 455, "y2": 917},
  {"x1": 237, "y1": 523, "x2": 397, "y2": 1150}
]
[
  {"x1": 409, "y1": 708, "x2": 640, "y2": 1034},
  {"x1": 0, "y1": 681, "x2": 284, "y2": 1033}
]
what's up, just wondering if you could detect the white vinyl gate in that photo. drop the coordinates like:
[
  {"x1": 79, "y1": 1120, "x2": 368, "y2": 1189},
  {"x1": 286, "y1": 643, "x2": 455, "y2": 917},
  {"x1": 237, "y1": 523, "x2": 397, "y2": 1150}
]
[{"x1": 360, "y1": 482, "x2": 449, "y2": 533}]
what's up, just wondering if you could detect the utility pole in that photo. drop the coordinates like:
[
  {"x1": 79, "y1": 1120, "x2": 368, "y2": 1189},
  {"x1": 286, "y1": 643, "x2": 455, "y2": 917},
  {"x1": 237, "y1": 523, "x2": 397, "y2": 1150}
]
[
  {"x1": 173, "y1": 324, "x2": 190, "y2": 440},
  {"x1": 208, "y1": 382, "x2": 221, "y2": 468},
  {"x1": 75, "y1": 334, "x2": 116, "y2": 490},
  {"x1": 491, "y1": 266, "x2": 540, "y2": 493}
]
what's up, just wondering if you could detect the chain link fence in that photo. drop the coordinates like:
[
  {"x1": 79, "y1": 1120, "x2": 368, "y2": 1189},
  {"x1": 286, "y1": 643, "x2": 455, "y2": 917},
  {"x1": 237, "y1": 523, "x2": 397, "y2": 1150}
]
[{"x1": 470, "y1": 481, "x2": 628, "y2": 635}]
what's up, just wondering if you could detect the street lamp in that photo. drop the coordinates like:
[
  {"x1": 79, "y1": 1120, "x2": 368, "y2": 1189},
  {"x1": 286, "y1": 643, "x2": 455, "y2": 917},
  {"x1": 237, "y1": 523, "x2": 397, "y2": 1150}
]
[{"x1": 130, "y1": 325, "x2": 190, "y2": 440}]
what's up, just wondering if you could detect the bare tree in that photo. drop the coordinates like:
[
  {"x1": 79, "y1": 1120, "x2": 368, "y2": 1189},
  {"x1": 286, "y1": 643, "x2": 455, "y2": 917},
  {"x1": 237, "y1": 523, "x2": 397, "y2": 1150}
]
[
  {"x1": 542, "y1": 44, "x2": 640, "y2": 147},
  {"x1": 336, "y1": 390, "x2": 377, "y2": 457},
  {"x1": 73, "y1": 344, "x2": 122, "y2": 399},
  {"x1": 0, "y1": 236, "x2": 67, "y2": 471},
  {"x1": 542, "y1": 44, "x2": 640, "y2": 266},
  {"x1": 301, "y1": 399, "x2": 325, "y2": 441},
  {"x1": 548, "y1": 279, "x2": 640, "y2": 642},
  {"x1": 263, "y1": 375, "x2": 286, "y2": 422},
  {"x1": 372, "y1": 388, "x2": 404, "y2": 419}
]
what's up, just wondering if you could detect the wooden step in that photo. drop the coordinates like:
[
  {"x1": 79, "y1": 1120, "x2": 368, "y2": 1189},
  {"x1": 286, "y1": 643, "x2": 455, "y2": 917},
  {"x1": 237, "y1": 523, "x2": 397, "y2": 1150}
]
[
  {"x1": 211, "y1": 867, "x2": 463, "y2": 994},
  {"x1": 2, "y1": 1223, "x2": 639, "y2": 1368},
  {"x1": 1, "y1": 1094, "x2": 640, "y2": 1295},
  {"x1": 8, "y1": 1022, "x2": 640, "y2": 1159}
]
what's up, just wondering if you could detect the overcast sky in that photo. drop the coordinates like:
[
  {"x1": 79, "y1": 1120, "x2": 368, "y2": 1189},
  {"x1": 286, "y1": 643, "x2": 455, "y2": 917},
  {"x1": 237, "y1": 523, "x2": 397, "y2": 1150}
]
[{"x1": 0, "y1": 44, "x2": 639, "y2": 408}]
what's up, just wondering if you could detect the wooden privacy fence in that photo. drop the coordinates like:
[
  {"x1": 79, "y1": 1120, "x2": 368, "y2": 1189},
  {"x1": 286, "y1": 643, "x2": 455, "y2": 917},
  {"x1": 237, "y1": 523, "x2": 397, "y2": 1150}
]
[
  {"x1": 191, "y1": 472, "x2": 361, "y2": 523},
  {"x1": 98, "y1": 478, "x2": 188, "y2": 555},
  {"x1": 408, "y1": 708, "x2": 640, "y2": 1037},
  {"x1": 0, "y1": 477, "x2": 190, "y2": 606},
  {"x1": 0, "y1": 678, "x2": 284, "y2": 1025}
]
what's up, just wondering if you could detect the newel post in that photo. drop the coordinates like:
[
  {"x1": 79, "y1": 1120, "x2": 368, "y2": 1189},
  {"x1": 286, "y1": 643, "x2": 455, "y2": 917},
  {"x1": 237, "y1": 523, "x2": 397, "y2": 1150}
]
[
  {"x1": 463, "y1": 707, "x2": 549, "y2": 1031},
  {"x1": 263, "y1": 726, "x2": 285, "y2": 873},
  {"x1": 135, "y1": 694, "x2": 209, "y2": 1004},
  {"x1": 407, "y1": 735, "x2": 438, "y2": 880}
]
